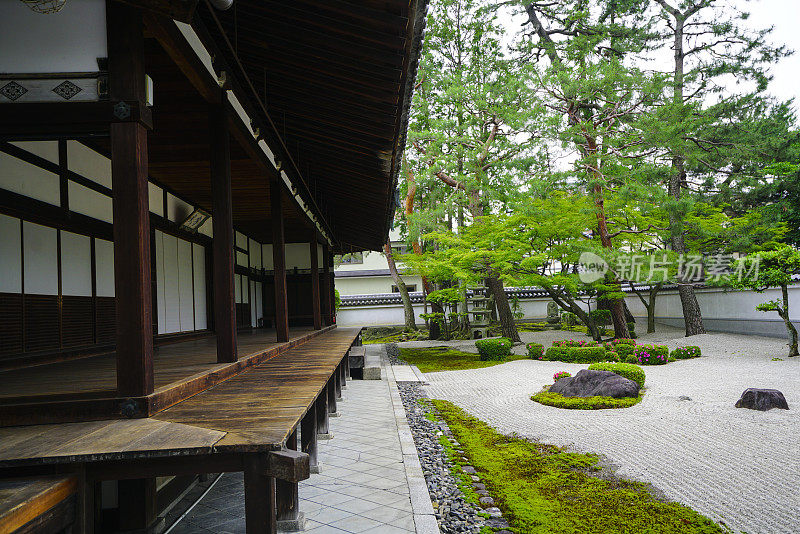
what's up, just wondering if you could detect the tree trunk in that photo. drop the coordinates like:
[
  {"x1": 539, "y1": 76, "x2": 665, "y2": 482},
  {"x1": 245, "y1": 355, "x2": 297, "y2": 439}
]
[
  {"x1": 647, "y1": 286, "x2": 659, "y2": 334},
  {"x1": 486, "y1": 276, "x2": 521, "y2": 342},
  {"x1": 666, "y1": 8, "x2": 706, "y2": 337},
  {"x1": 384, "y1": 241, "x2": 417, "y2": 331},
  {"x1": 780, "y1": 284, "x2": 798, "y2": 357}
]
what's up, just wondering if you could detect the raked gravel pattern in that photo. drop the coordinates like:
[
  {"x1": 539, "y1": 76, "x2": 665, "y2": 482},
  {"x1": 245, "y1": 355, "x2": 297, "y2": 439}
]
[{"x1": 415, "y1": 326, "x2": 800, "y2": 534}]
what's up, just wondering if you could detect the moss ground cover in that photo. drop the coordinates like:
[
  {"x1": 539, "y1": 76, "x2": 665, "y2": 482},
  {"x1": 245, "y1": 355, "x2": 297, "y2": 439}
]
[
  {"x1": 531, "y1": 389, "x2": 644, "y2": 410},
  {"x1": 431, "y1": 400, "x2": 726, "y2": 534},
  {"x1": 398, "y1": 346, "x2": 526, "y2": 373}
]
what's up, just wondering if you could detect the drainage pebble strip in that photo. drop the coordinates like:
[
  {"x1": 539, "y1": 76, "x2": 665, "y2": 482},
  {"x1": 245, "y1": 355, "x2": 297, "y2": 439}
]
[{"x1": 398, "y1": 382, "x2": 513, "y2": 534}]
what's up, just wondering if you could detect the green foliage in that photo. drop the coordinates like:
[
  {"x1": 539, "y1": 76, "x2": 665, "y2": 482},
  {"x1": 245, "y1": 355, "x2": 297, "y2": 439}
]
[
  {"x1": 561, "y1": 312, "x2": 577, "y2": 326},
  {"x1": 633, "y1": 345, "x2": 669, "y2": 365},
  {"x1": 544, "y1": 346, "x2": 570, "y2": 362},
  {"x1": 589, "y1": 309, "x2": 612, "y2": 327},
  {"x1": 565, "y1": 347, "x2": 608, "y2": 364},
  {"x1": 431, "y1": 400, "x2": 723, "y2": 533},
  {"x1": 527, "y1": 343, "x2": 545, "y2": 360},
  {"x1": 627, "y1": 322, "x2": 637, "y2": 339},
  {"x1": 553, "y1": 339, "x2": 598, "y2": 347},
  {"x1": 588, "y1": 362, "x2": 646, "y2": 388},
  {"x1": 532, "y1": 390, "x2": 643, "y2": 410},
  {"x1": 475, "y1": 337, "x2": 512, "y2": 361},
  {"x1": 334, "y1": 289, "x2": 341, "y2": 311},
  {"x1": 398, "y1": 346, "x2": 526, "y2": 373},
  {"x1": 613, "y1": 343, "x2": 636, "y2": 359},
  {"x1": 671, "y1": 346, "x2": 702, "y2": 360}
]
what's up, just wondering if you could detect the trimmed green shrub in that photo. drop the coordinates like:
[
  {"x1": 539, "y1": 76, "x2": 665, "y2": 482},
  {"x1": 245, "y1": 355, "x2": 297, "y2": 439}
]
[
  {"x1": 633, "y1": 344, "x2": 668, "y2": 365},
  {"x1": 527, "y1": 342, "x2": 545, "y2": 360},
  {"x1": 564, "y1": 347, "x2": 607, "y2": 364},
  {"x1": 553, "y1": 371, "x2": 571, "y2": 382},
  {"x1": 532, "y1": 389, "x2": 643, "y2": 410},
  {"x1": 475, "y1": 337, "x2": 512, "y2": 361},
  {"x1": 605, "y1": 351, "x2": 620, "y2": 362},
  {"x1": 553, "y1": 339, "x2": 598, "y2": 347},
  {"x1": 624, "y1": 353, "x2": 639, "y2": 364},
  {"x1": 671, "y1": 346, "x2": 702, "y2": 360},
  {"x1": 560, "y1": 311, "x2": 577, "y2": 326},
  {"x1": 588, "y1": 362, "x2": 645, "y2": 387},
  {"x1": 544, "y1": 346, "x2": 570, "y2": 361},
  {"x1": 615, "y1": 343, "x2": 635, "y2": 359}
]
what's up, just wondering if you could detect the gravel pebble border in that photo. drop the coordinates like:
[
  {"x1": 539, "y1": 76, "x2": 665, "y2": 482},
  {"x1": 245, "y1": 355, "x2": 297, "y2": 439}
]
[
  {"x1": 398, "y1": 382, "x2": 513, "y2": 534},
  {"x1": 386, "y1": 342, "x2": 406, "y2": 365}
]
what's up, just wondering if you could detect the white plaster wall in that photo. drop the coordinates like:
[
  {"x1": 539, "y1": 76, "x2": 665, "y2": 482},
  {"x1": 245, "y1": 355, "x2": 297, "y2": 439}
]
[
  {"x1": 67, "y1": 141, "x2": 111, "y2": 188},
  {"x1": 192, "y1": 243, "x2": 207, "y2": 330},
  {"x1": 286, "y1": 243, "x2": 311, "y2": 269},
  {"x1": 69, "y1": 181, "x2": 113, "y2": 223},
  {"x1": 335, "y1": 275, "x2": 424, "y2": 296},
  {"x1": 0, "y1": 0, "x2": 107, "y2": 74},
  {"x1": 23, "y1": 222, "x2": 57, "y2": 295},
  {"x1": 60, "y1": 231, "x2": 91, "y2": 296},
  {"x1": 94, "y1": 238, "x2": 114, "y2": 297},
  {"x1": 0, "y1": 214, "x2": 22, "y2": 293},
  {"x1": 0, "y1": 151, "x2": 60, "y2": 206},
  {"x1": 337, "y1": 303, "x2": 427, "y2": 327}
]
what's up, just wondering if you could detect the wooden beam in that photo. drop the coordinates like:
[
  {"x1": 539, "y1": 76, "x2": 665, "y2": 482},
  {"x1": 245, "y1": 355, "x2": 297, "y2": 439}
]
[
  {"x1": 244, "y1": 454, "x2": 277, "y2": 534},
  {"x1": 301, "y1": 404, "x2": 318, "y2": 473},
  {"x1": 210, "y1": 102, "x2": 238, "y2": 363},
  {"x1": 271, "y1": 177, "x2": 289, "y2": 343},
  {"x1": 310, "y1": 236, "x2": 322, "y2": 330},
  {"x1": 143, "y1": 12, "x2": 221, "y2": 103},
  {"x1": 108, "y1": 0, "x2": 154, "y2": 397},
  {"x1": 276, "y1": 431, "x2": 300, "y2": 525}
]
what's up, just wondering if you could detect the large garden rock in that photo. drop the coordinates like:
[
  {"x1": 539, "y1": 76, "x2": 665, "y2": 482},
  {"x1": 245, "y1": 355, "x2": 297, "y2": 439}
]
[
  {"x1": 735, "y1": 388, "x2": 789, "y2": 411},
  {"x1": 550, "y1": 369, "x2": 639, "y2": 399}
]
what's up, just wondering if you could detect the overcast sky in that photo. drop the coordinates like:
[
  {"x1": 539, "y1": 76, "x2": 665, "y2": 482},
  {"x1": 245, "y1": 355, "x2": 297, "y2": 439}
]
[{"x1": 497, "y1": 0, "x2": 799, "y2": 120}]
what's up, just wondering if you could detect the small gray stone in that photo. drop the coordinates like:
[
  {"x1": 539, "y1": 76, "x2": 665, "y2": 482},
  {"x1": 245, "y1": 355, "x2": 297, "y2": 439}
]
[
  {"x1": 461, "y1": 465, "x2": 476, "y2": 474},
  {"x1": 470, "y1": 475, "x2": 480, "y2": 482},
  {"x1": 473, "y1": 483, "x2": 485, "y2": 491},
  {"x1": 479, "y1": 496, "x2": 495, "y2": 506}
]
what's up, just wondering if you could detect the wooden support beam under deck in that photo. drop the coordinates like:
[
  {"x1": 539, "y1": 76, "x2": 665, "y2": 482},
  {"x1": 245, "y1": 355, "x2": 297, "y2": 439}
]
[
  {"x1": 210, "y1": 101, "x2": 238, "y2": 363},
  {"x1": 271, "y1": 177, "x2": 289, "y2": 342},
  {"x1": 310, "y1": 234, "x2": 322, "y2": 330},
  {"x1": 108, "y1": 0, "x2": 154, "y2": 397}
]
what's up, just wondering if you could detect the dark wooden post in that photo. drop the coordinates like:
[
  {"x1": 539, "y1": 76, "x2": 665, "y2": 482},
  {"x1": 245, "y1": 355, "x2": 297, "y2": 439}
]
[
  {"x1": 321, "y1": 245, "x2": 332, "y2": 326},
  {"x1": 244, "y1": 453, "x2": 277, "y2": 534},
  {"x1": 301, "y1": 404, "x2": 319, "y2": 472},
  {"x1": 310, "y1": 235, "x2": 322, "y2": 330},
  {"x1": 271, "y1": 177, "x2": 289, "y2": 342},
  {"x1": 108, "y1": 1, "x2": 153, "y2": 397},
  {"x1": 315, "y1": 390, "x2": 330, "y2": 439},
  {"x1": 334, "y1": 364, "x2": 342, "y2": 400},
  {"x1": 276, "y1": 430, "x2": 303, "y2": 529},
  {"x1": 118, "y1": 479, "x2": 158, "y2": 532},
  {"x1": 210, "y1": 102, "x2": 237, "y2": 363},
  {"x1": 327, "y1": 376, "x2": 338, "y2": 416}
]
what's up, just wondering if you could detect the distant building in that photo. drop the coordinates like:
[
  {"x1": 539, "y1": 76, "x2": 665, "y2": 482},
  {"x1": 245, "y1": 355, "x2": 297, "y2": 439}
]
[{"x1": 334, "y1": 230, "x2": 424, "y2": 296}]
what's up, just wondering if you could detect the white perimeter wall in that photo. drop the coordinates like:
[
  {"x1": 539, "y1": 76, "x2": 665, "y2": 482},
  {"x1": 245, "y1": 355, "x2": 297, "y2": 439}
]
[{"x1": 337, "y1": 285, "x2": 800, "y2": 338}]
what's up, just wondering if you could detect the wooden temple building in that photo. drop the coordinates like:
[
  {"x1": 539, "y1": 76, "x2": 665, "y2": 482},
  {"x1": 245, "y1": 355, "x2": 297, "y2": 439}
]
[{"x1": 0, "y1": 0, "x2": 426, "y2": 532}]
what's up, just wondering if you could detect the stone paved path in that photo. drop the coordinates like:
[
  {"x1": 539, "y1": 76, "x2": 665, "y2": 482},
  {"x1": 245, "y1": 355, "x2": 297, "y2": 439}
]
[
  {"x1": 168, "y1": 368, "x2": 437, "y2": 533},
  {"x1": 422, "y1": 328, "x2": 800, "y2": 534}
]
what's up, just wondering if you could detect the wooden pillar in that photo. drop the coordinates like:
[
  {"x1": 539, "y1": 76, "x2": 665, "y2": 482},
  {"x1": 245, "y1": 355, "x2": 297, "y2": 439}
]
[
  {"x1": 118, "y1": 479, "x2": 158, "y2": 532},
  {"x1": 276, "y1": 430, "x2": 302, "y2": 528},
  {"x1": 244, "y1": 453, "x2": 277, "y2": 534},
  {"x1": 310, "y1": 235, "x2": 322, "y2": 330},
  {"x1": 321, "y1": 245, "x2": 332, "y2": 326},
  {"x1": 327, "y1": 376, "x2": 338, "y2": 416},
  {"x1": 210, "y1": 103, "x2": 237, "y2": 363},
  {"x1": 301, "y1": 404, "x2": 319, "y2": 472},
  {"x1": 315, "y1": 390, "x2": 330, "y2": 438},
  {"x1": 334, "y1": 364, "x2": 342, "y2": 400},
  {"x1": 108, "y1": 1, "x2": 153, "y2": 397},
  {"x1": 271, "y1": 177, "x2": 289, "y2": 342}
]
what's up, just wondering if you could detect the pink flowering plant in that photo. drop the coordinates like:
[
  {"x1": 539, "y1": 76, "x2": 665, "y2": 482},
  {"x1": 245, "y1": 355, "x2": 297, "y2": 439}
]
[
  {"x1": 553, "y1": 339, "x2": 598, "y2": 348},
  {"x1": 526, "y1": 342, "x2": 545, "y2": 360},
  {"x1": 553, "y1": 371, "x2": 571, "y2": 382},
  {"x1": 633, "y1": 344, "x2": 668, "y2": 365}
]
